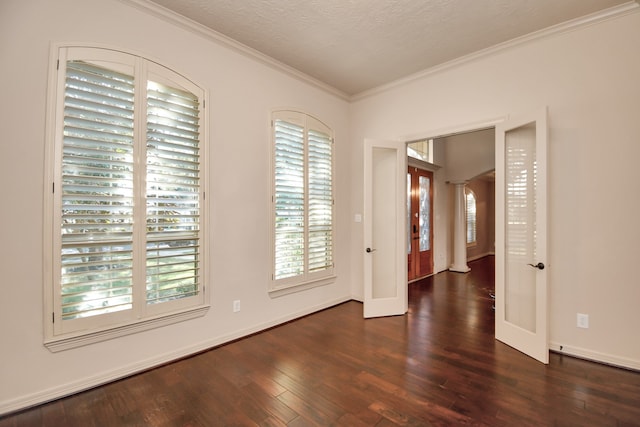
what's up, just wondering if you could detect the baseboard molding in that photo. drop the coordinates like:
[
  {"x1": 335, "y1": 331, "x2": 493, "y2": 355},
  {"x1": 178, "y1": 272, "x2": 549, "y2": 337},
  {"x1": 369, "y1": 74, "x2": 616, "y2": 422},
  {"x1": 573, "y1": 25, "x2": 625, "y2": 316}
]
[
  {"x1": 468, "y1": 252, "x2": 495, "y2": 262},
  {"x1": 550, "y1": 341, "x2": 640, "y2": 372},
  {"x1": 0, "y1": 295, "x2": 352, "y2": 416}
]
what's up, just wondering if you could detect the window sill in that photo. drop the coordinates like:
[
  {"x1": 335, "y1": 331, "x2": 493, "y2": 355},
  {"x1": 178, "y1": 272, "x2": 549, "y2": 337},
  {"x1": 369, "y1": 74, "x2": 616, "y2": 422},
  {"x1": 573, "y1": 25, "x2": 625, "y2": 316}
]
[
  {"x1": 269, "y1": 275, "x2": 336, "y2": 298},
  {"x1": 44, "y1": 305, "x2": 210, "y2": 352}
]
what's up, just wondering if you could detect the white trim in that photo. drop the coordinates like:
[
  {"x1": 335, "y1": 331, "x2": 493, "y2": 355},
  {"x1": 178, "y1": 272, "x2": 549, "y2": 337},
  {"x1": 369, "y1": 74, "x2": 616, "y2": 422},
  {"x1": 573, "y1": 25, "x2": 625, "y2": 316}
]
[
  {"x1": 122, "y1": 1, "x2": 638, "y2": 102},
  {"x1": 550, "y1": 342, "x2": 640, "y2": 372},
  {"x1": 45, "y1": 306, "x2": 210, "y2": 352},
  {"x1": 467, "y1": 252, "x2": 495, "y2": 262},
  {"x1": 407, "y1": 157, "x2": 440, "y2": 172},
  {"x1": 119, "y1": 0, "x2": 350, "y2": 101},
  {"x1": 269, "y1": 275, "x2": 337, "y2": 298},
  {"x1": 1, "y1": 296, "x2": 351, "y2": 416},
  {"x1": 352, "y1": 2, "x2": 640, "y2": 101},
  {"x1": 401, "y1": 117, "x2": 505, "y2": 142}
]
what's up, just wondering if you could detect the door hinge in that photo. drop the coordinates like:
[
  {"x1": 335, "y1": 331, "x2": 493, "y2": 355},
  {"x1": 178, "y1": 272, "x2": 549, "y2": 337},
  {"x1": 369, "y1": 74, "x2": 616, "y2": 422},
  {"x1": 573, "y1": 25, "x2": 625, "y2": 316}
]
[
  {"x1": 52, "y1": 312, "x2": 55, "y2": 323},
  {"x1": 56, "y1": 59, "x2": 60, "y2": 70},
  {"x1": 52, "y1": 182, "x2": 55, "y2": 193}
]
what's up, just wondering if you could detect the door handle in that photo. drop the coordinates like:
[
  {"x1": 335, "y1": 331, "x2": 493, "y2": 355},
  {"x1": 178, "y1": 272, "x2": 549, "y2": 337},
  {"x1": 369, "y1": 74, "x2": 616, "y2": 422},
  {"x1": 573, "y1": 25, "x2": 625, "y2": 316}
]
[
  {"x1": 528, "y1": 262, "x2": 545, "y2": 270},
  {"x1": 366, "y1": 247, "x2": 376, "y2": 253}
]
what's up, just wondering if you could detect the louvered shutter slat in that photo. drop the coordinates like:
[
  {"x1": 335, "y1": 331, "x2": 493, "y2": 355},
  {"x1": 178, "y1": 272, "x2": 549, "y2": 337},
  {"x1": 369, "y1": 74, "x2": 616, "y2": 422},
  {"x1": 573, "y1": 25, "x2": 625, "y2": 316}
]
[
  {"x1": 274, "y1": 119, "x2": 305, "y2": 280},
  {"x1": 146, "y1": 80, "x2": 201, "y2": 304},
  {"x1": 60, "y1": 60, "x2": 135, "y2": 321},
  {"x1": 308, "y1": 128, "x2": 333, "y2": 273}
]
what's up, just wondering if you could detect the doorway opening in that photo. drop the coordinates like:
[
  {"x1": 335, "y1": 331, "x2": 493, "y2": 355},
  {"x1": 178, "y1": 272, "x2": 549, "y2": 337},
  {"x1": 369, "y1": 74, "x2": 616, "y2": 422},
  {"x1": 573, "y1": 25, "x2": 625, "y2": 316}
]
[
  {"x1": 405, "y1": 127, "x2": 495, "y2": 280},
  {"x1": 366, "y1": 111, "x2": 548, "y2": 363}
]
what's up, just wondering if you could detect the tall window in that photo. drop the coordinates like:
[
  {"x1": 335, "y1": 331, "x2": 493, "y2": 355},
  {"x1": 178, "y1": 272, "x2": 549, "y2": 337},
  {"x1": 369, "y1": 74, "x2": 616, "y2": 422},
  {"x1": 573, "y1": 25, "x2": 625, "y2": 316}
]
[
  {"x1": 45, "y1": 46, "x2": 208, "y2": 347},
  {"x1": 271, "y1": 111, "x2": 334, "y2": 291},
  {"x1": 466, "y1": 189, "x2": 477, "y2": 245}
]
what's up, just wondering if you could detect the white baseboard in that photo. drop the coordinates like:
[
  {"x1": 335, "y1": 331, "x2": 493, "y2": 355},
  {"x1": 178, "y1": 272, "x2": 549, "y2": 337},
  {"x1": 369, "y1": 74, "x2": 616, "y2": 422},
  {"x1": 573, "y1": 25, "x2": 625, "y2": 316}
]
[
  {"x1": 467, "y1": 252, "x2": 494, "y2": 262},
  {"x1": 0, "y1": 295, "x2": 352, "y2": 416},
  {"x1": 549, "y1": 341, "x2": 640, "y2": 371}
]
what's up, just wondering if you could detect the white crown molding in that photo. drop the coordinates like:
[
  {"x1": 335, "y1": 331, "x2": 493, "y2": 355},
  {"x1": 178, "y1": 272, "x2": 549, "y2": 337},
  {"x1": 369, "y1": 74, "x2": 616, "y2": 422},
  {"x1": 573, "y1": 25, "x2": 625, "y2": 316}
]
[
  {"x1": 101, "y1": 1, "x2": 640, "y2": 103},
  {"x1": 351, "y1": 1, "x2": 640, "y2": 101},
  {"x1": 119, "y1": 0, "x2": 351, "y2": 101}
]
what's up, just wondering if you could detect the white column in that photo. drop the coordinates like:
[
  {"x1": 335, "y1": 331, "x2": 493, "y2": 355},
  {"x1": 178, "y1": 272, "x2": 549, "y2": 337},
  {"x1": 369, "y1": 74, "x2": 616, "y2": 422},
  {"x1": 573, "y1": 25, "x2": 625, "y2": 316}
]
[{"x1": 450, "y1": 182, "x2": 470, "y2": 273}]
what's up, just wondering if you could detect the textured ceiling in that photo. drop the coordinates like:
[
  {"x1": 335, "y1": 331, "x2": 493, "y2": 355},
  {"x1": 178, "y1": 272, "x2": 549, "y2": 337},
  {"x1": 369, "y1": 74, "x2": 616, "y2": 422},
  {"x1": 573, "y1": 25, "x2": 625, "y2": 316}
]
[{"x1": 146, "y1": 0, "x2": 633, "y2": 96}]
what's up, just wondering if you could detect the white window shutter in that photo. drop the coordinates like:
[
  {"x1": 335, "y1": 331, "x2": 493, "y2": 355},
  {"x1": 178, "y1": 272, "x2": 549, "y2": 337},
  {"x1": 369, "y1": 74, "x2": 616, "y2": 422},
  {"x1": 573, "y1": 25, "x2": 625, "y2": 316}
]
[
  {"x1": 145, "y1": 80, "x2": 201, "y2": 305},
  {"x1": 49, "y1": 47, "x2": 207, "y2": 340},
  {"x1": 272, "y1": 111, "x2": 334, "y2": 289},
  {"x1": 60, "y1": 60, "x2": 136, "y2": 320},
  {"x1": 273, "y1": 119, "x2": 305, "y2": 280}
]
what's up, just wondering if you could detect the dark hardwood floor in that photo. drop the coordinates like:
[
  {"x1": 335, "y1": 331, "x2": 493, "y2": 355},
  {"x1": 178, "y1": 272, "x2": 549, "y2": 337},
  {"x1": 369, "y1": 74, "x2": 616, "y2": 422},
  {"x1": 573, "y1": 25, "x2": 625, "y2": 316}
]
[{"x1": 3, "y1": 256, "x2": 640, "y2": 426}]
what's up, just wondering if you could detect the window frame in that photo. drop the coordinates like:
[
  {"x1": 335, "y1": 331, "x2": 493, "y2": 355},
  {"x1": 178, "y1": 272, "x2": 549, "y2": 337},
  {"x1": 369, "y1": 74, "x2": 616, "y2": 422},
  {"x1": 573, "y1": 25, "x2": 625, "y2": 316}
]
[
  {"x1": 43, "y1": 44, "x2": 210, "y2": 351},
  {"x1": 269, "y1": 110, "x2": 335, "y2": 295}
]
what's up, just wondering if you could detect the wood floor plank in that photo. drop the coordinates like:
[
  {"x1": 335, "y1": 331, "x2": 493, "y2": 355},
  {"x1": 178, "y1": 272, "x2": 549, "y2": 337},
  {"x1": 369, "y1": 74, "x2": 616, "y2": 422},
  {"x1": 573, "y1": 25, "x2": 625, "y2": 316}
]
[{"x1": 3, "y1": 257, "x2": 640, "y2": 426}]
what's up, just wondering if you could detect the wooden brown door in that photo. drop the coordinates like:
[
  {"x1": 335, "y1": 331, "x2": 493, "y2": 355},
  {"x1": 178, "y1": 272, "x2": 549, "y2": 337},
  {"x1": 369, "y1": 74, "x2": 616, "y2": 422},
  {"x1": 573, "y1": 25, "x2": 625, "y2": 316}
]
[{"x1": 408, "y1": 167, "x2": 434, "y2": 281}]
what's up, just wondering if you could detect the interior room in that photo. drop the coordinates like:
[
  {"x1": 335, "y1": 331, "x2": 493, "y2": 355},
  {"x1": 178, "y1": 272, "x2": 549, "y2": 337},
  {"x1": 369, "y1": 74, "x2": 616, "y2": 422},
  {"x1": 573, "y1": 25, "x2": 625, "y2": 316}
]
[{"x1": 1, "y1": 0, "x2": 639, "y2": 423}]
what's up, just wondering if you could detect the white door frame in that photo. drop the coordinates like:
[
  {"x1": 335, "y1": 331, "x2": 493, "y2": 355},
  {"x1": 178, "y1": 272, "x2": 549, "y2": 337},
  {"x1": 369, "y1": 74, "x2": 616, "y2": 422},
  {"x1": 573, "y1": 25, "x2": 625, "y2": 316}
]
[
  {"x1": 400, "y1": 113, "x2": 548, "y2": 363},
  {"x1": 364, "y1": 115, "x2": 550, "y2": 357}
]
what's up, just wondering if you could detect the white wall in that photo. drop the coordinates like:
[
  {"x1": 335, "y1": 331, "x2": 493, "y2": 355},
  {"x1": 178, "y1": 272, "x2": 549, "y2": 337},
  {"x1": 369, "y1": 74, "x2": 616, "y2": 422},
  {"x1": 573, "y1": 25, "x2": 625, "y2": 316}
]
[
  {"x1": 442, "y1": 128, "x2": 495, "y2": 182},
  {"x1": 349, "y1": 9, "x2": 640, "y2": 369},
  {"x1": 0, "y1": 0, "x2": 351, "y2": 413}
]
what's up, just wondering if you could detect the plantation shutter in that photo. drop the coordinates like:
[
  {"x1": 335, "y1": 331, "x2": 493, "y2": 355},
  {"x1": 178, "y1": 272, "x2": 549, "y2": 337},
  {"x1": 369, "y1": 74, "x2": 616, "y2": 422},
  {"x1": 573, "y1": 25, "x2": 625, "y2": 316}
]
[
  {"x1": 307, "y1": 128, "x2": 333, "y2": 272},
  {"x1": 272, "y1": 111, "x2": 334, "y2": 287},
  {"x1": 146, "y1": 80, "x2": 201, "y2": 304},
  {"x1": 274, "y1": 119, "x2": 305, "y2": 280},
  {"x1": 52, "y1": 47, "x2": 206, "y2": 337},
  {"x1": 466, "y1": 190, "x2": 477, "y2": 244},
  {"x1": 60, "y1": 60, "x2": 136, "y2": 320}
]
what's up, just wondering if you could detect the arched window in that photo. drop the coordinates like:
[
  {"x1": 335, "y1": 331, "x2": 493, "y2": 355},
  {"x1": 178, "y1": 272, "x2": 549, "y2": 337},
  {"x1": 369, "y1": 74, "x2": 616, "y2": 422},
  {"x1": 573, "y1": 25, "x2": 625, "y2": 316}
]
[
  {"x1": 466, "y1": 189, "x2": 477, "y2": 245},
  {"x1": 45, "y1": 46, "x2": 208, "y2": 349},
  {"x1": 271, "y1": 110, "x2": 335, "y2": 293}
]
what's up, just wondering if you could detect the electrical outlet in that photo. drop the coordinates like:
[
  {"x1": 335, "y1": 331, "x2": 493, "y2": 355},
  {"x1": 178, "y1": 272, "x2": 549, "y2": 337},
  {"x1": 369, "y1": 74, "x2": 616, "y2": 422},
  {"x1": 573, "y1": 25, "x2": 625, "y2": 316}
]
[
  {"x1": 233, "y1": 300, "x2": 241, "y2": 313},
  {"x1": 577, "y1": 313, "x2": 589, "y2": 329}
]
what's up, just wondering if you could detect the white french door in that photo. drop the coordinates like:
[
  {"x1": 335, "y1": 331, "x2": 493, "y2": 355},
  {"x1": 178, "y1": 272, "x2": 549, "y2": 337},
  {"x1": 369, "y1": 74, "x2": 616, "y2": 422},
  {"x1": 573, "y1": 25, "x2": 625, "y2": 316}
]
[
  {"x1": 363, "y1": 139, "x2": 407, "y2": 318},
  {"x1": 495, "y1": 108, "x2": 549, "y2": 363}
]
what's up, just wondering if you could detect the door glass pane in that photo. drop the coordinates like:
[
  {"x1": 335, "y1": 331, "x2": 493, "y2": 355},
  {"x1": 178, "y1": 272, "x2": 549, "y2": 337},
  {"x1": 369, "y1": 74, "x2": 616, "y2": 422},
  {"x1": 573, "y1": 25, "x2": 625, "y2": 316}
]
[
  {"x1": 372, "y1": 147, "x2": 398, "y2": 299},
  {"x1": 419, "y1": 176, "x2": 430, "y2": 251},
  {"x1": 505, "y1": 122, "x2": 537, "y2": 332}
]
